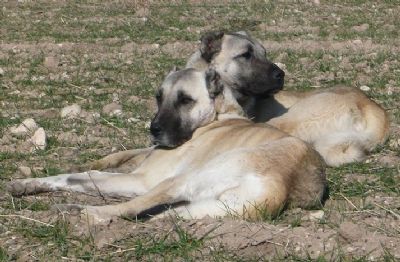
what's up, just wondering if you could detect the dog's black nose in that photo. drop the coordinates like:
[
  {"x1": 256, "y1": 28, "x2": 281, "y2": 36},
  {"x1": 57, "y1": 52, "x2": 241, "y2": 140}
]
[
  {"x1": 272, "y1": 65, "x2": 285, "y2": 80},
  {"x1": 150, "y1": 121, "x2": 162, "y2": 137}
]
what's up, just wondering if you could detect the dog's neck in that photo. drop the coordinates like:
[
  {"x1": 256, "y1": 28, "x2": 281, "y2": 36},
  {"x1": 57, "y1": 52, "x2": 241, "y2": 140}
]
[{"x1": 214, "y1": 87, "x2": 246, "y2": 120}]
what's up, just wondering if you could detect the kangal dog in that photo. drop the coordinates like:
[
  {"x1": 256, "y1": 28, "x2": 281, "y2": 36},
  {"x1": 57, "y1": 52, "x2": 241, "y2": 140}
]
[
  {"x1": 91, "y1": 31, "x2": 388, "y2": 170},
  {"x1": 8, "y1": 69, "x2": 326, "y2": 224}
]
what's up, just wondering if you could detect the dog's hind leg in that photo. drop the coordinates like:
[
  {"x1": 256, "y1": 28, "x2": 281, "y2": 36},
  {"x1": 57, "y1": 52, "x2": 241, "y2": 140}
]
[
  {"x1": 314, "y1": 132, "x2": 367, "y2": 167},
  {"x1": 7, "y1": 171, "x2": 148, "y2": 197}
]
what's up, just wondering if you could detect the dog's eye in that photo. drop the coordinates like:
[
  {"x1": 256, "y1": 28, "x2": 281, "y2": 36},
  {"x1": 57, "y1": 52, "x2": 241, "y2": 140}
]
[
  {"x1": 241, "y1": 51, "x2": 252, "y2": 60},
  {"x1": 177, "y1": 91, "x2": 194, "y2": 106},
  {"x1": 239, "y1": 45, "x2": 253, "y2": 60},
  {"x1": 179, "y1": 95, "x2": 194, "y2": 105}
]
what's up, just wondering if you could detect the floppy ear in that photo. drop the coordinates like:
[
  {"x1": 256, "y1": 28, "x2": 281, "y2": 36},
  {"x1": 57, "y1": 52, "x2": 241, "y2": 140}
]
[
  {"x1": 200, "y1": 31, "x2": 224, "y2": 63},
  {"x1": 205, "y1": 68, "x2": 223, "y2": 98}
]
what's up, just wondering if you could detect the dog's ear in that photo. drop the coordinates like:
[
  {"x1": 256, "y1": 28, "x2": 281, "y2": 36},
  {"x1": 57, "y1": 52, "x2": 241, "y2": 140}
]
[
  {"x1": 205, "y1": 68, "x2": 223, "y2": 98},
  {"x1": 200, "y1": 31, "x2": 224, "y2": 63}
]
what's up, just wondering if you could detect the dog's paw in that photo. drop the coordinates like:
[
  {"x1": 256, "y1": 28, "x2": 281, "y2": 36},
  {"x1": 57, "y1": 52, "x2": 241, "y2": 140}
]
[
  {"x1": 7, "y1": 179, "x2": 51, "y2": 196},
  {"x1": 7, "y1": 180, "x2": 27, "y2": 196},
  {"x1": 80, "y1": 206, "x2": 117, "y2": 225},
  {"x1": 52, "y1": 204, "x2": 116, "y2": 225}
]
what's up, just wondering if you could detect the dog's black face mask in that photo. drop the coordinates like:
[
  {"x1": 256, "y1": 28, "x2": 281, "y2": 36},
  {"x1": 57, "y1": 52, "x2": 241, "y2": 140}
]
[
  {"x1": 150, "y1": 68, "x2": 222, "y2": 148},
  {"x1": 150, "y1": 100, "x2": 194, "y2": 148},
  {"x1": 234, "y1": 56, "x2": 285, "y2": 97},
  {"x1": 200, "y1": 31, "x2": 285, "y2": 98}
]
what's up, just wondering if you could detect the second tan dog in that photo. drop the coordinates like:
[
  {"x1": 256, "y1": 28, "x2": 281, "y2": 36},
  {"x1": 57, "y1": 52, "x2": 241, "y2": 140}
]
[{"x1": 92, "y1": 31, "x2": 388, "y2": 169}]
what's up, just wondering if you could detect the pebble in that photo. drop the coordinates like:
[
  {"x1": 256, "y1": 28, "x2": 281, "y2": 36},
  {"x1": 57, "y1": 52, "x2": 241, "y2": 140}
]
[
  {"x1": 60, "y1": 104, "x2": 81, "y2": 118},
  {"x1": 275, "y1": 62, "x2": 287, "y2": 71},
  {"x1": 338, "y1": 222, "x2": 362, "y2": 241},
  {"x1": 0, "y1": 68, "x2": 4, "y2": 76},
  {"x1": 308, "y1": 210, "x2": 325, "y2": 221},
  {"x1": 128, "y1": 117, "x2": 140, "y2": 123},
  {"x1": 10, "y1": 118, "x2": 38, "y2": 136},
  {"x1": 30, "y1": 127, "x2": 47, "y2": 150},
  {"x1": 359, "y1": 85, "x2": 370, "y2": 91}
]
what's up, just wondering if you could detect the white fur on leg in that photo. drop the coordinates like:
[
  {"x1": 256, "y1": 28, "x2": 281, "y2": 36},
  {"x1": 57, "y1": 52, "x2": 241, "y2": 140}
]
[{"x1": 7, "y1": 171, "x2": 148, "y2": 197}]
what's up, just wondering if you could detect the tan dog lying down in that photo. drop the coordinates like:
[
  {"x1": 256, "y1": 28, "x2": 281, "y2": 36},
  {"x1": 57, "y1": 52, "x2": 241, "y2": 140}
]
[
  {"x1": 93, "y1": 31, "x2": 389, "y2": 170},
  {"x1": 8, "y1": 69, "x2": 327, "y2": 224}
]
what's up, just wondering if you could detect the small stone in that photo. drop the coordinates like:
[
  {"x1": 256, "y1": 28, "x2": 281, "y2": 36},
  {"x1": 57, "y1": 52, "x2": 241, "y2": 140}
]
[
  {"x1": 60, "y1": 104, "x2": 81, "y2": 118},
  {"x1": 352, "y1": 39, "x2": 363, "y2": 45},
  {"x1": 128, "y1": 117, "x2": 140, "y2": 123},
  {"x1": 338, "y1": 221, "x2": 362, "y2": 241},
  {"x1": 0, "y1": 68, "x2": 4, "y2": 76},
  {"x1": 102, "y1": 102, "x2": 122, "y2": 117},
  {"x1": 22, "y1": 118, "x2": 38, "y2": 130},
  {"x1": 275, "y1": 62, "x2": 287, "y2": 72},
  {"x1": 313, "y1": 0, "x2": 320, "y2": 4},
  {"x1": 10, "y1": 118, "x2": 38, "y2": 137},
  {"x1": 308, "y1": 210, "x2": 325, "y2": 221},
  {"x1": 18, "y1": 166, "x2": 32, "y2": 177},
  {"x1": 359, "y1": 85, "x2": 370, "y2": 91},
  {"x1": 30, "y1": 127, "x2": 47, "y2": 150},
  {"x1": 92, "y1": 112, "x2": 101, "y2": 119}
]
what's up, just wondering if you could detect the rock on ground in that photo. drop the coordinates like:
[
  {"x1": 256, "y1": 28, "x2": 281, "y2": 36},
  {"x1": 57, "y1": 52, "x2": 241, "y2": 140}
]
[
  {"x1": 29, "y1": 127, "x2": 47, "y2": 151},
  {"x1": 60, "y1": 104, "x2": 82, "y2": 118},
  {"x1": 10, "y1": 118, "x2": 38, "y2": 137}
]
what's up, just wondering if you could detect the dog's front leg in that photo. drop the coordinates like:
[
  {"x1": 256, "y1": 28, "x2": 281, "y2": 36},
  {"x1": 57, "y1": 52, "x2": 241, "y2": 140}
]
[
  {"x1": 7, "y1": 171, "x2": 149, "y2": 197},
  {"x1": 65, "y1": 167, "x2": 241, "y2": 224},
  {"x1": 87, "y1": 147, "x2": 154, "y2": 171},
  {"x1": 58, "y1": 175, "x2": 187, "y2": 224}
]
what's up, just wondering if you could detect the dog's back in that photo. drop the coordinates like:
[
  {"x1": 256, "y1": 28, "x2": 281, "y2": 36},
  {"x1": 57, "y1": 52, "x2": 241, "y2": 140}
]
[{"x1": 265, "y1": 87, "x2": 389, "y2": 166}]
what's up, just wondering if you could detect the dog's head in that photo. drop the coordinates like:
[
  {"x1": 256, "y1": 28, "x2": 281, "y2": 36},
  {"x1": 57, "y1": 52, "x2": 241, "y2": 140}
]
[
  {"x1": 198, "y1": 31, "x2": 284, "y2": 98},
  {"x1": 150, "y1": 68, "x2": 224, "y2": 148}
]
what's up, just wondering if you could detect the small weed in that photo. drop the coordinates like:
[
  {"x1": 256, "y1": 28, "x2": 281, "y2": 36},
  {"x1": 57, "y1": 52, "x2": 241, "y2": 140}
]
[
  {"x1": 116, "y1": 221, "x2": 204, "y2": 260},
  {"x1": 0, "y1": 247, "x2": 9, "y2": 262}
]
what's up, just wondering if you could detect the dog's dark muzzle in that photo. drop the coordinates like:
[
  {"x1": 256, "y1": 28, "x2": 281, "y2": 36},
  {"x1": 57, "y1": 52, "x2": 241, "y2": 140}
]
[{"x1": 269, "y1": 63, "x2": 285, "y2": 89}]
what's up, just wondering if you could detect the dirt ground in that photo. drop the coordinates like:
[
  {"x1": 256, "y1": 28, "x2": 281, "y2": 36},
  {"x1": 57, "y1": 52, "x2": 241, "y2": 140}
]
[{"x1": 0, "y1": 1, "x2": 399, "y2": 261}]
